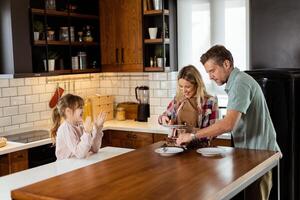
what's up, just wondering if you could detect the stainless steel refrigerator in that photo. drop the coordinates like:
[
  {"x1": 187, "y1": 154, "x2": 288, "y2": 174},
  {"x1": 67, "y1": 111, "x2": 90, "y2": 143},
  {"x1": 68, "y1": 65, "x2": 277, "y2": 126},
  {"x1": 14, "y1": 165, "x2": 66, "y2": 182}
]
[{"x1": 246, "y1": 68, "x2": 300, "y2": 200}]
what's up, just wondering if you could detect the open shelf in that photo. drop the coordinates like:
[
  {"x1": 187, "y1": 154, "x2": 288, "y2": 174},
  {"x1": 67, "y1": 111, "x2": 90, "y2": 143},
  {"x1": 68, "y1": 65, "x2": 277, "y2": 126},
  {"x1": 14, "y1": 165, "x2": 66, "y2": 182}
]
[
  {"x1": 143, "y1": 9, "x2": 169, "y2": 16},
  {"x1": 31, "y1": 8, "x2": 98, "y2": 19},
  {"x1": 144, "y1": 38, "x2": 170, "y2": 44},
  {"x1": 144, "y1": 67, "x2": 164, "y2": 72}
]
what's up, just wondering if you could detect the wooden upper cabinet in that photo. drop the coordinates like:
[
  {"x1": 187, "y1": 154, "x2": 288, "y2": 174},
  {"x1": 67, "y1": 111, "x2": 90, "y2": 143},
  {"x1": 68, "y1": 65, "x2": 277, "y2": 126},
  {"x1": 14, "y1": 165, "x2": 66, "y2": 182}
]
[
  {"x1": 100, "y1": 0, "x2": 143, "y2": 72},
  {"x1": 100, "y1": 0, "x2": 117, "y2": 67}
]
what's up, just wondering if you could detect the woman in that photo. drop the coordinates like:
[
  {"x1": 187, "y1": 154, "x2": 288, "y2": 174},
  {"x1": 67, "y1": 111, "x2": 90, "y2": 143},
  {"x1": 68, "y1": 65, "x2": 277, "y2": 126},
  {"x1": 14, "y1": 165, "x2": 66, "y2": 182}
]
[{"x1": 158, "y1": 65, "x2": 218, "y2": 148}]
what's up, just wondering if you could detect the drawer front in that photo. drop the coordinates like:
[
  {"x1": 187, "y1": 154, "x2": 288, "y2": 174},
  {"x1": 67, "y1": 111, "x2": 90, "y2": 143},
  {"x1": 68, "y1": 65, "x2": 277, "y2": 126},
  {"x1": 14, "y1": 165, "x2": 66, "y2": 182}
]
[
  {"x1": 9, "y1": 150, "x2": 28, "y2": 173},
  {"x1": 153, "y1": 133, "x2": 167, "y2": 143},
  {"x1": 109, "y1": 131, "x2": 153, "y2": 149}
]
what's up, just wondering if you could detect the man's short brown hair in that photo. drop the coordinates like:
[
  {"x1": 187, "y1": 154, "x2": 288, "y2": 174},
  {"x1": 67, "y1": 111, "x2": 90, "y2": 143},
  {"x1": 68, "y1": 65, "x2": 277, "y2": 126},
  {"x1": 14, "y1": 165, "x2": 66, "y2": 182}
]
[{"x1": 200, "y1": 45, "x2": 234, "y2": 68}]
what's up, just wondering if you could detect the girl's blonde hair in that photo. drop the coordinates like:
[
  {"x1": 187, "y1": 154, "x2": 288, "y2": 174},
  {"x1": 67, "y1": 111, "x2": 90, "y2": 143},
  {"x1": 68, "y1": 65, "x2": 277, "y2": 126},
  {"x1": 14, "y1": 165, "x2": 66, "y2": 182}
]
[
  {"x1": 51, "y1": 94, "x2": 84, "y2": 143},
  {"x1": 176, "y1": 65, "x2": 211, "y2": 104}
]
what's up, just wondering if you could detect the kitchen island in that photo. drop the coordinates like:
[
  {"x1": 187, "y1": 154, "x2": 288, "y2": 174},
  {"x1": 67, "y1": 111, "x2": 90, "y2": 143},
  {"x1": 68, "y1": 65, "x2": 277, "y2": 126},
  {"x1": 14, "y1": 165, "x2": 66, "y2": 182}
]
[
  {"x1": 11, "y1": 142, "x2": 281, "y2": 200},
  {"x1": 0, "y1": 147, "x2": 133, "y2": 200}
]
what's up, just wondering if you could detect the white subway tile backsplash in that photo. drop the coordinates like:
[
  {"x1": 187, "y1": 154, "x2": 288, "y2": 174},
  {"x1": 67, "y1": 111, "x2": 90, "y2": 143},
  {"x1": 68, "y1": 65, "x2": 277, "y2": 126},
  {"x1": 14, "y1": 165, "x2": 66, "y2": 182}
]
[
  {"x1": 40, "y1": 111, "x2": 52, "y2": 120},
  {"x1": 0, "y1": 73, "x2": 179, "y2": 130},
  {"x1": 153, "y1": 90, "x2": 169, "y2": 98},
  {"x1": 26, "y1": 94, "x2": 40, "y2": 104},
  {"x1": 3, "y1": 106, "x2": 18, "y2": 116},
  {"x1": 32, "y1": 85, "x2": 45, "y2": 94},
  {"x1": 20, "y1": 122, "x2": 34, "y2": 128},
  {"x1": 152, "y1": 73, "x2": 167, "y2": 81},
  {"x1": 34, "y1": 119, "x2": 50, "y2": 127},
  {"x1": 12, "y1": 114, "x2": 26, "y2": 125},
  {"x1": 33, "y1": 102, "x2": 46, "y2": 112},
  {"x1": 0, "y1": 116, "x2": 11, "y2": 126},
  {"x1": 0, "y1": 97, "x2": 10, "y2": 107},
  {"x1": 18, "y1": 86, "x2": 32, "y2": 95},
  {"x1": 2, "y1": 87, "x2": 17, "y2": 97},
  {"x1": 10, "y1": 78, "x2": 24, "y2": 87},
  {"x1": 25, "y1": 78, "x2": 39, "y2": 85},
  {"x1": 19, "y1": 104, "x2": 33, "y2": 114},
  {"x1": 149, "y1": 81, "x2": 160, "y2": 89},
  {"x1": 4, "y1": 125, "x2": 19, "y2": 132},
  {"x1": 27, "y1": 112, "x2": 40, "y2": 122},
  {"x1": 11, "y1": 96, "x2": 25, "y2": 105},
  {"x1": 118, "y1": 88, "x2": 130, "y2": 96},
  {"x1": 150, "y1": 98, "x2": 160, "y2": 106},
  {"x1": 0, "y1": 79, "x2": 9, "y2": 88},
  {"x1": 39, "y1": 93, "x2": 52, "y2": 102}
]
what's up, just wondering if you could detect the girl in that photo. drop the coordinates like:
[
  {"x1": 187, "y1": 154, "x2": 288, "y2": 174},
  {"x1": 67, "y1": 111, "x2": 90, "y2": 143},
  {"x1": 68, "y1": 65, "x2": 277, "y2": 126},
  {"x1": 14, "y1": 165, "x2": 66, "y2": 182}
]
[{"x1": 51, "y1": 94, "x2": 106, "y2": 160}]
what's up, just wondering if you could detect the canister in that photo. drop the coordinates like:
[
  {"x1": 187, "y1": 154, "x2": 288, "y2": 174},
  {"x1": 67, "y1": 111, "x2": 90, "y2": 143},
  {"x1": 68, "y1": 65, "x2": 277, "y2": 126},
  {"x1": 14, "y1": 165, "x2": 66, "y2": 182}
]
[{"x1": 116, "y1": 107, "x2": 126, "y2": 121}]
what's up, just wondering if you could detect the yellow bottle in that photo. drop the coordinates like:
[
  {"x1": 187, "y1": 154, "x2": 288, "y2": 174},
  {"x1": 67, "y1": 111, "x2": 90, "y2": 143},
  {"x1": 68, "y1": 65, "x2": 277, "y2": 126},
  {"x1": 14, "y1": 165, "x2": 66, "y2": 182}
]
[{"x1": 83, "y1": 98, "x2": 92, "y2": 121}]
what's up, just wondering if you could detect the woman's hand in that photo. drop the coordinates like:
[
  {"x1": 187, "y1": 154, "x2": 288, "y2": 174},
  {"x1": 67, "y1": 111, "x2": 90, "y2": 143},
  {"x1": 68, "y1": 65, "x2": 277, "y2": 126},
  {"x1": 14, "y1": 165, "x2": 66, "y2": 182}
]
[
  {"x1": 94, "y1": 112, "x2": 106, "y2": 129},
  {"x1": 83, "y1": 116, "x2": 93, "y2": 134}
]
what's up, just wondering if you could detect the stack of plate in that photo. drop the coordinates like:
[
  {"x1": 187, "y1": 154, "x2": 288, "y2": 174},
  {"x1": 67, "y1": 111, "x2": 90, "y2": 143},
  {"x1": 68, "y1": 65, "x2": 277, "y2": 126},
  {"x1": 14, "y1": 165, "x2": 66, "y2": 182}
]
[{"x1": 196, "y1": 147, "x2": 225, "y2": 157}]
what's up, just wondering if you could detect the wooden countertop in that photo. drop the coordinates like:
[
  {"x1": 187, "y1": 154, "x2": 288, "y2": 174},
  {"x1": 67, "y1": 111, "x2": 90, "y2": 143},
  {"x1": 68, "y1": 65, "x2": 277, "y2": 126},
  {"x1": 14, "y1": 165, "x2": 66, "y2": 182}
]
[{"x1": 11, "y1": 142, "x2": 280, "y2": 200}]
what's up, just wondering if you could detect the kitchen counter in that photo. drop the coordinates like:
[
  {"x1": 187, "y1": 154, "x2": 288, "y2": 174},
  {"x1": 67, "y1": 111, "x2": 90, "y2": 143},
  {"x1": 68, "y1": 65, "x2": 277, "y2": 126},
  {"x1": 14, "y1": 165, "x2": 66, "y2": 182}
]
[
  {"x1": 11, "y1": 142, "x2": 281, "y2": 200},
  {"x1": 0, "y1": 146, "x2": 133, "y2": 200},
  {"x1": 0, "y1": 119, "x2": 231, "y2": 155}
]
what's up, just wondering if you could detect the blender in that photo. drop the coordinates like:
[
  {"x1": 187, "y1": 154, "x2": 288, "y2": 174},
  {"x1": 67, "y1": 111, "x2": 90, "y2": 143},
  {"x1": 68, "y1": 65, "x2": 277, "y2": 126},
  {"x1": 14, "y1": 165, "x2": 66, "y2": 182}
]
[{"x1": 135, "y1": 86, "x2": 150, "y2": 122}]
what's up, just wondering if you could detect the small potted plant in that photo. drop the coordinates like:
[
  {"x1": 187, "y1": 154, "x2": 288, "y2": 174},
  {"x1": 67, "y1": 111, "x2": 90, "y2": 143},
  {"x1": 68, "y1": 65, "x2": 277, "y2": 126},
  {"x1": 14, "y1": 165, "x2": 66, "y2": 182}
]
[
  {"x1": 43, "y1": 51, "x2": 59, "y2": 72},
  {"x1": 33, "y1": 21, "x2": 43, "y2": 41}
]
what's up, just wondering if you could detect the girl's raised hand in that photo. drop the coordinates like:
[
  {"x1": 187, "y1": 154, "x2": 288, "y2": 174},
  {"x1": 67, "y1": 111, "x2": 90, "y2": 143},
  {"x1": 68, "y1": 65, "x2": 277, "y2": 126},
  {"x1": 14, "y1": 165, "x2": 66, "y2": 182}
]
[
  {"x1": 95, "y1": 112, "x2": 106, "y2": 129},
  {"x1": 83, "y1": 116, "x2": 93, "y2": 134}
]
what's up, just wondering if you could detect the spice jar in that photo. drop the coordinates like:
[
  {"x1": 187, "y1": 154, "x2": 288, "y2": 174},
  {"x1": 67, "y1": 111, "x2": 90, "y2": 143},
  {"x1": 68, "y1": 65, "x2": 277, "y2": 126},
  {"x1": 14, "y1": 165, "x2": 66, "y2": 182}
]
[{"x1": 116, "y1": 107, "x2": 126, "y2": 121}]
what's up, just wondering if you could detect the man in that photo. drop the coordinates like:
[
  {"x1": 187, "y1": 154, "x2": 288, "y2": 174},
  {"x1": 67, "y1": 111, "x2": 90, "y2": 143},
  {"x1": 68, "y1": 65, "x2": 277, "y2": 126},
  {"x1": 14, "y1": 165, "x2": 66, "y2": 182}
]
[{"x1": 176, "y1": 45, "x2": 281, "y2": 200}]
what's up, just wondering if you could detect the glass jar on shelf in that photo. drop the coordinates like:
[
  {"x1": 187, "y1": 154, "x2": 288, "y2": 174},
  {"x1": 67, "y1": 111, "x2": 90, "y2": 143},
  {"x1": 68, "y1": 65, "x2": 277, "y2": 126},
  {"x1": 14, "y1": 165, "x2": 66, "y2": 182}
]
[
  {"x1": 59, "y1": 27, "x2": 69, "y2": 41},
  {"x1": 83, "y1": 25, "x2": 93, "y2": 42}
]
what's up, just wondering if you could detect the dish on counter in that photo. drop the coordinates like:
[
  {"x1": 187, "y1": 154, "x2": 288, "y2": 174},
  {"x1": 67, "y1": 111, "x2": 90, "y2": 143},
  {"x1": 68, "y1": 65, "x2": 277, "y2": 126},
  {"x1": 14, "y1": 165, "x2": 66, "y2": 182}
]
[
  {"x1": 155, "y1": 147, "x2": 184, "y2": 157},
  {"x1": 196, "y1": 147, "x2": 225, "y2": 157}
]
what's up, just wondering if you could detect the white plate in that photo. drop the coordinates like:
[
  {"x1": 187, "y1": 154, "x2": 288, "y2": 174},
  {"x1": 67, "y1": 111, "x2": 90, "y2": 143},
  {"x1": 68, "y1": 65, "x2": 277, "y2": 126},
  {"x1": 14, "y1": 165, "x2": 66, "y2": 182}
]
[
  {"x1": 196, "y1": 147, "x2": 225, "y2": 157},
  {"x1": 155, "y1": 147, "x2": 184, "y2": 157}
]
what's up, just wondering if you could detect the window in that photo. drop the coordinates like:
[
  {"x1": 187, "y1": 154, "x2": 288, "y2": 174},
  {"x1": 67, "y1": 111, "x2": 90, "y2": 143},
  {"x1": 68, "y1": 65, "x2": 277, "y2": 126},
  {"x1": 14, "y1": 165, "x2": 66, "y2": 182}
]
[{"x1": 177, "y1": 0, "x2": 248, "y2": 99}]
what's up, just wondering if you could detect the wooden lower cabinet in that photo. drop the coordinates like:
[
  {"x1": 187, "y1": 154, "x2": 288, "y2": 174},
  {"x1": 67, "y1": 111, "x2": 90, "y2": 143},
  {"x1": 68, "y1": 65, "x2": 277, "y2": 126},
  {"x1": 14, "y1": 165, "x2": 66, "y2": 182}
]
[
  {"x1": 0, "y1": 149, "x2": 28, "y2": 176},
  {"x1": 153, "y1": 133, "x2": 167, "y2": 143},
  {"x1": 102, "y1": 131, "x2": 232, "y2": 150},
  {"x1": 211, "y1": 138, "x2": 232, "y2": 147},
  {"x1": 105, "y1": 130, "x2": 153, "y2": 149}
]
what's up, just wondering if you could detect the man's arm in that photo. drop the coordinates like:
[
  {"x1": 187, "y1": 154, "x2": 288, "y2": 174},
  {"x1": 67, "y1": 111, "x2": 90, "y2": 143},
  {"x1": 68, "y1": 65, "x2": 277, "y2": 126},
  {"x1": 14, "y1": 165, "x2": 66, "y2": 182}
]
[
  {"x1": 197, "y1": 109, "x2": 242, "y2": 138},
  {"x1": 176, "y1": 109, "x2": 242, "y2": 145}
]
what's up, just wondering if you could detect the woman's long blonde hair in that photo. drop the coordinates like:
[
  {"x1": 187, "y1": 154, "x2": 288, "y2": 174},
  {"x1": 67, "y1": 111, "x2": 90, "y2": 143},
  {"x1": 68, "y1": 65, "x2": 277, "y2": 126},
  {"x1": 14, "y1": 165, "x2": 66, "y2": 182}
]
[
  {"x1": 176, "y1": 65, "x2": 211, "y2": 104},
  {"x1": 51, "y1": 94, "x2": 84, "y2": 143}
]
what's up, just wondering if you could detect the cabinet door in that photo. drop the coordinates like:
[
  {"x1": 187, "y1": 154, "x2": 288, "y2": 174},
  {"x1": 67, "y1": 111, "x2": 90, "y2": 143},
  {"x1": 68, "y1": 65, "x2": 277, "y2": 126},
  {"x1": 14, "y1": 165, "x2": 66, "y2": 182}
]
[
  {"x1": 118, "y1": 0, "x2": 143, "y2": 71},
  {"x1": 109, "y1": 130, "x2": 153, "y2": 149},
  {"x1": 153, "y1": 133, "x2": 167, "y2": 143},
  {"x1": 99, "y1": 0, "x2": 119, "y2": 68},
  {"x1": 100, "y1": 0, "x2": 143, "y2": 72},
  {"x1": 9, "y1": 150, "x2": 28, "y2": 173}
]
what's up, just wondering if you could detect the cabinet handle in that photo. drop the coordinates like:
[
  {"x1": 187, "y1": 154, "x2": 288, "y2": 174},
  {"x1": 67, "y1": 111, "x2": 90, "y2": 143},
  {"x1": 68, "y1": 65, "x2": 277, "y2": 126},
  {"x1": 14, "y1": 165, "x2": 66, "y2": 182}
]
[
  {"x1": 121, "y1": 48, "x2": 124, "y2": 64},
  {"x1": 116, "y1": 48, "x2": 119, "y2": 64}
]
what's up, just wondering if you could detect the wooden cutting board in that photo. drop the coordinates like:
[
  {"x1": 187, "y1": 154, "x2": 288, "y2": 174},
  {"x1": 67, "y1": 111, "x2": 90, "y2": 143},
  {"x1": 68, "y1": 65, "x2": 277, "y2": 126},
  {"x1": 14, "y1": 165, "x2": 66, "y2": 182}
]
[{"x1": 117, "y1": 102, "x2": 138, "y2": 120}]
